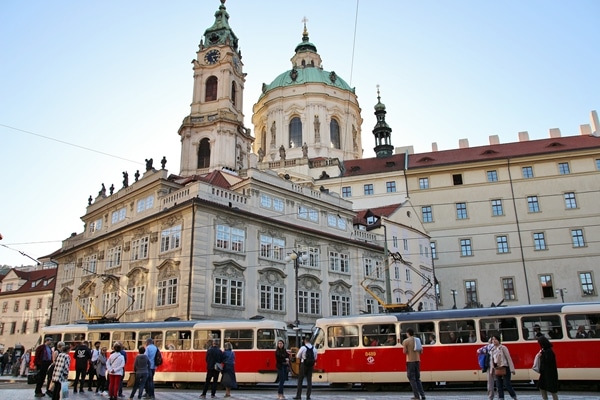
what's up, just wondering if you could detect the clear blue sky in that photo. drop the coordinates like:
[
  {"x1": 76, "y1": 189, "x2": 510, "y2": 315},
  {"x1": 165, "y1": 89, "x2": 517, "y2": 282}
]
[{"x1": 1, "y1": 0, "x2": 598, "y2": 267}]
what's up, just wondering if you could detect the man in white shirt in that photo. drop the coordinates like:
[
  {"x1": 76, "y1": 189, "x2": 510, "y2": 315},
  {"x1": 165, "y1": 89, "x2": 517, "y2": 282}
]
[
  {"x1": 293, "y1": 337, "x2": 317, "y2": 400},
  {"x1": 88, "y1": 341, "x2": 101, "y2": 392}
]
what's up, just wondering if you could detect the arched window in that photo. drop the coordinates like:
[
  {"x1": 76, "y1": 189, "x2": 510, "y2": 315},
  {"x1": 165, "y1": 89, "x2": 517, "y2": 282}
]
[
  {"x1": 205, "y1": 76, "x2": 218, "y2": 102},
  {"x1": 197, "y1": 138, "x2": 211, "y2": 168},
  {"x1": 289, "y1": 117, "x2": 302, "y2": 148},
  {"x1": 231, "y1": 81, "x2": 237, "y2": 106},
  {"x1": 330, "y1": 118, "x2": 341, "y2": 149}
]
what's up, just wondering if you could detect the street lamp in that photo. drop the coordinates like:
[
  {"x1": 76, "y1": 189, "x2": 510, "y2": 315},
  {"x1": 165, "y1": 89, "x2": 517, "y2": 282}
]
[
  {"x1": 285, "y1": 250, "x2": 309, "y2": 347},
  {"x1": 555, "y1": 288, "x2": 567, "y2": 303},
  {"x1": 450, "y1": 289, "x2": 458, "y2": 309}
]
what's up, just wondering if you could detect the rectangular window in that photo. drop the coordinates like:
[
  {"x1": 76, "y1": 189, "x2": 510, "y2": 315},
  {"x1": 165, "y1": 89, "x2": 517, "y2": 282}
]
[
  {"x1": 534, "y1": 232, "x2": 547, "y2": 250},
  {"x1": 216, "y1": 225, "x2": 245, "y2": 253},
  {"x1": 456, "y1": 202, "x2": 468, "y2": 219},
  {"x1": 497, "y1": 235, "x2": 509, "y2": 253},
  {"x1": 363, "y1": 258, "x2": 382, "y2": 278},
  {"x1": 331, "y1": 294, "x2": 351, "y2": 316},
  {"x1": 111, "y1": 207, "x2": 127, "y2": 224},
  {"x1": 36, "y1": 298, "x2": 43, "y2": 309},
  {"x1": 157, "y1": 278, "x2": 178, "y2": 306},
  {"x1": 25, "y1": 299, "x2": 30, "y2": 311},
  {"x1": 137, "y1": 195, "x2": 154, "y2": 213},
  {"x1": 365, "y1": 298, "x2": 378, "y2": 314},
  {"x1": 419, "y1": 177, "x2": 429, "y2": 189},
  {"x1": 460, "y1": 238, "x2": 473, "y2": 257},
  {"x1": 89, "y1": 218, "x2": 103, "y2": 233},
  {"x1": 580, "y1": 272, "x2": 596, "y2": 296},
  {"x1": 299, "y1": 290, "x2": 320, "y2": 315},
  {"x1": 160, "y1": 225, "x2": 182, "y2": 252},
  {"x1": 522, "y1": 166, "x2": 534, "y2": 178},
  {"x1": 487, "y1": 170, "x2": 498, "y2": 182},
  {"x1": 364, "y1": 184, "x2": 374, "y2": 195},
  {"x1": 465, "y1": 280, "x2": 478, "y2": 306},
  {"x1": 33, "y1": 320, "x2": 40, "y2": 333},
  {"x1": 57, "y1": 302, "x2": 71, "y2": 324},
  {"x1": 422, "y1": 206, "x2": 432, "y2": 223},
  {"x1": 214, "y1": 277, "x2": 243, "y2": 307},
  {"x1": 10, "y1": 322, "x2": 16, "y2": 335},
  {"x1": 14, "y1": 300, "x2": 20, "y2": 312},
  {"x1": 128, "y1": 286, "x2": 146, "y2": 311},
  {"x1": 540, "y1": 275, "x2": 554, "y2": 298},
  {"x1": 298, "y1": 206, "x2": 319, "y2": 223},
  {"x1": 564, "y1": 192, "x2": 577, "y2": 209},
  {"x1": 64, "y1": 262, "x2": 75, "y2": 281},
  {"x1": 131, "y1": 237, "x2": 150, "y2": 261},
  {"x1": 327, "y1": 214, "x2": 346, "y2": 230},
  {"x1": 527, "y1": 196, "x2": 540, "y2": 213},
  {"x1": 259, "y1": 234, "x2": 285, "y2": 261},
  {"x1": 571, "y1": 229, "x2": 585, "y2": 247},
  {"x1": 452, "y1": 174, "x2": 463, "y2": 185},
  {"x1": 83, "y1": 254, "x2": 97, "y2": 275},
  {"x1": 523, "y1": 314, "x2": 563, "y2": 340},
  {"x1": 297, "y1": 246, "x2": 320, "y2": 268},
  {"x1": 329, "y1": 251, "x2": 349, "y2": 273},
  {"x1": 107, "y1": 246, "x2": 122, "y2": 268},
  {"x1": 386, "y1": 181, "x2": 396, "y2": 193},
  {"x1": 259, "y1": 285, "x2": 285, "y2": 311},
  {"x1": 341, "y1": 186, "x2": 352, "y2": 198},
  {"x1": 102, "y1": 291, "x2": 118, "y2": 315},
  {"x1": 502, "y1": 277, "x2": 516, "y2": 300},
  {"x1": 558, "y1": 162, "x2": 570, "y2": 175},
  {"x1": 491, "y1": 199, "x2": 504, "y2": 216},
  {"x1": 596, "y1": 159, "x2": 600, "y2": 170},
  {"x1": 260, "y1": 194, "x2": 284, "y2": 212}
]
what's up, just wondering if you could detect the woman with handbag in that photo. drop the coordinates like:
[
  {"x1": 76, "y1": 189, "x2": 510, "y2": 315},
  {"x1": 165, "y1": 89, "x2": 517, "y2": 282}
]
[
  {"x1": 275, "y1": 339, "x2": 290, "y2": 399},
  {"x1": 491, "y1": 335, "x2": 518, "y2": 400},
  {"x1": 536, "y1": 336, "x2": 559, "y2": 400},
  {"x1": 221, "y1": 342, "x2": 237, "y2": 398}
]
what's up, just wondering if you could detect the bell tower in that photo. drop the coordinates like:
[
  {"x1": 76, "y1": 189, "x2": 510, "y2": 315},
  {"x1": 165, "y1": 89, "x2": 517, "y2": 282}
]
[{"x1": 178, "y1": 0, "x2": 253, "y2": 176}]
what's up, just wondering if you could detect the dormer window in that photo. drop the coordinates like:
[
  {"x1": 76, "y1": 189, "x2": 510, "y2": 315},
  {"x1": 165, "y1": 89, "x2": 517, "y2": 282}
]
[{"x1": 366, "y1": 215, "x2": 377, "y2": 225}]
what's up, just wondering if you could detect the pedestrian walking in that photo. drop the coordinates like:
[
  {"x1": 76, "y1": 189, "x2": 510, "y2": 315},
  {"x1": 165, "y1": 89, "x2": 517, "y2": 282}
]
[
  {"x1": 491, "y1": 334, "x2": 517, "y2": 400},
  {"x1": 536, "y1": 336, "x2": 559, "y2": 400},
  {"x1": 221, "y1": 342, "x2": 237, "y2": 398},
  {"x1": 143, "y1": 338, "x2": 158, "y2": 400},
  {"x1": 96, "y1": 346, "x2": 109, "y2": 396},
  {"x1": 19, "y1": 349, "x2": 31, "y2": 377},
  {"x1": 477, "y1": 338, "x2": 496, "y2": 400},
  {"x1": 402, "y1": 328, "x2": 426, "y2": 400},
  {"x1": 130, "y1": 346, "x2": 150, "y2": 400},
  {"x1": 88, "y1": 341, "x2": 101, "y2": 392},
  {"x1": 107, "y1": 343, "x2": 126, "y2": 400},
  {"x1": 293, "y1": 336, "x2": 317, "y2": 400},
  {"x1": 200, "y1": 339, "x2": 223, "y2": 399},
  {"x1": 33, "y1": 337, "x2": 53, "y2": 398},
  {"x1": 50, "y1": 343, "x2": 70, "y2": 400},
  {"x1": 275, "y1": 339, "x2": 290, "y2": 399},
  {"x1": 73, "y1": 340, "x2": 92, "y2": 394}
]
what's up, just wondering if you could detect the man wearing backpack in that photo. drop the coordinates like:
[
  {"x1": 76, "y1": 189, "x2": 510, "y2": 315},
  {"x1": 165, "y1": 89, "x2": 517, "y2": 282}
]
[
  {"x1": 144, "y1": 338, "x2": 157, "y2": 400},
  {"x1": 293, "y1": 336, "x2": 317, "y2": 400}
]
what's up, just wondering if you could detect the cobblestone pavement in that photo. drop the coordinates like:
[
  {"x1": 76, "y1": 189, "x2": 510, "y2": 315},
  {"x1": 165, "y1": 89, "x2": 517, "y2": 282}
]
[{"x1": 1, "y1": 376, "x2": 597, "y2": 400}]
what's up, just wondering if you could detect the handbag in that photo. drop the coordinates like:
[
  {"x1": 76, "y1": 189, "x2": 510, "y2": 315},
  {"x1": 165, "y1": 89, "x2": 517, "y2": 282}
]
[
  {"x1": 494, "y1": 366, "x2": 507, "y2": 376},
  {"x1": 532, "y1": 351, "x2": 541, "y2": 373},
  {"x1": 214, "y1": 362, "x2": 224, "y2": 371}
]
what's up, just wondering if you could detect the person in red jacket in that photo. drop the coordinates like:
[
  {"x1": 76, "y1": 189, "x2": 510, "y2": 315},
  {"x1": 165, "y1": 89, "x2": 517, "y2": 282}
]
[{"x1": 33, "y1": 337, "x2": 54, "y2": 397}]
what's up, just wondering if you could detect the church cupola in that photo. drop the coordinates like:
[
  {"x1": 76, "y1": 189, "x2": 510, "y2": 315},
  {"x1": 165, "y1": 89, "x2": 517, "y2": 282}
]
[
  {"x1": 372, "y1": 86, "x2": 393, "y2": 158},
  {"x1": 290, "y1": 18, "x2": 323, "y2": 69},
  {"x1": 200, "y1": 0, "x2": 239, "y2": 51}
]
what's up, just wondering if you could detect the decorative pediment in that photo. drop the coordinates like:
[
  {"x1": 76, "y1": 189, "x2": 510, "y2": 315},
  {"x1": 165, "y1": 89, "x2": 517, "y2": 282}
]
[
  {"x1": 102, "y1": 277, "x2": 120, "y2": 292},
  {"x1": 160, "y1": 214, "x2": 183, "y2": 229},
  {"x1": 329, "y1": 279, "x2": 351, "y2": 295},
  {"x1": 213, "y1": 259, "x2": 246, "y2": 279},
  {"x1": 298, "y1": 274, "x2": 322, "y2": 291},
  {"x1": 131, "y1": 227, "x2": 152, "y2": 240},
  {"x1": 258, "y1": 267, "x2": 287, "y2": 285},
  {"x1": 108, "y1": 236, "x2": 123, "y2": 247},
  {"x1": 58, "y1": 287, "x2": 73, "y2": 302},
  {"x1": 366, "y1": 284, "x2": 385, "y2": 295},
  {"x1": 78, "y1": 281, "x2": 96, "y2": 296},
  {"x1": 126, "y1": 267, "x2": 149, "y2": 287},
  {"x1": 157, "y1": 259, "x2": 181, "y2": 281}
]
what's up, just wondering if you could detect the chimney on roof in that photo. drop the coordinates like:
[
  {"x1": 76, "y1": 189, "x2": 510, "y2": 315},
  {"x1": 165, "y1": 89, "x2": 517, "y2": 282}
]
[
  {"x1": 459, "y1": 138, "x2": 469, "y2": 148},
  {"x1": 518, "y1": 131, "x2": 529, "y2": 142},
  {"x1": 591, "y1": 110, "x2": 599, "y2": 136},
  {"x1": 549, "y1": 128, "x2": 561, "y2": 138},
  {"x1": 489, "y1": 135, "x2": 500, "y2": 145},
  {"x1": 431, "y1": 142, "x2": 438, "y2": 152},
  {"x1": 580, "y1": 124, "x2": 592, "y2": 135}
]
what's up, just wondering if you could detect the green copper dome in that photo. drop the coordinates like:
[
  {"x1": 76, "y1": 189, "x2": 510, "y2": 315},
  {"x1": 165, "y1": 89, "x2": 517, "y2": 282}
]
[{"x1": 260, "y1": 68, "x2": 355, "y2": 98}]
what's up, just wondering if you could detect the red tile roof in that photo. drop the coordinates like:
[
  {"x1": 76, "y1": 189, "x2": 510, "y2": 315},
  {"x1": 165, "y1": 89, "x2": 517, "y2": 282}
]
[{"x1": 0, "y1": 268, "x2": 57, "y2": 295}]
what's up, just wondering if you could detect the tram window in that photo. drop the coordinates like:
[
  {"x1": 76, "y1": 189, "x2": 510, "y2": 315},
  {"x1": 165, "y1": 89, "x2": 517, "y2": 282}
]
[
  {"x1": 257, "y1": 329, "x2": 278, "y2": 349},
  {"x1": 313, "y1": 328, "x2": 325, "y2": 349},
  {"x1": 88, "y1": 332, "x2": 111, "y2": 350},
  {"x1": 400, "y1": 322, "x2": 434, "y2": 345},
  {"x1": 112, "y1": 331, "x2": 136, "y2": 351},
  {"x1": 139, "y1": 331, "x2": 163, "y2": 349},
  {"x1": 165, "y1": 330, "x2": 191, "y2": 350},
  {"x1": 362, "y1": 324, "x2": 396, "y2": 346},
  {"x1": 438, "y1": 319, "x2": 476, "y2": 344},
  {"x1": 522, "y1": 315, "x2": 562, "y2": 340},
  {"x1": 224, "y1": 329, "x2": 254, "y2": 350},
  {"x1": 566, "y1": 313, "x2": 600, "y2": 339},
  {"x1": 45, "y1": 334, "x2": 62, "y2": 345},
  {"x1": 64, "y1": 332, "x2": 86, "y2": 347},
  {"x1": 480, "y1": 318, "x2": 518, "y2": 342},
  {"x1": 193, "y1": 330, "x2": 221, "y2": 349},
  {"x1": 327, "y1": 325, "x2": 359, "y2": 348}
]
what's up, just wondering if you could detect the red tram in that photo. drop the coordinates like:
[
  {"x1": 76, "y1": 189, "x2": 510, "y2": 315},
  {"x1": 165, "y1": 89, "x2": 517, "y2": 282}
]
[
  {"x1": 310, "y1": 303, "x2": 600, "y2": 386},
  {"x1": 39, "y1": 319, "x2": 287, "y2": 386}
]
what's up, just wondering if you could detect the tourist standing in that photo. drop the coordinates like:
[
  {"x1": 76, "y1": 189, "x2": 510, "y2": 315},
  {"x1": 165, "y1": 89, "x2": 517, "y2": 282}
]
[
  {"x1": 536, "y1": 336, "x2": 559, "y2": 400},
  {"x1": 88, "y1": 341, "x2": 101, "y2": 392},
  {"x1": 130, "y1": 346, "x2": 150, "y2": 400},
  {"x1": 275, "y1": 339, "x2": 290, "y2": 399},
  {"x1": 107, "y1": 343, "x2": 126, "y2": 400},
  {"x1": 144, "y1": 338, "x2": 158, "y2": 400},
  {"x1": 200, "y1": 339, "x2": 223, "y2": 399},
  {"x1": 73, "y1": 340, "x2": 92, "y2": 394},
  {"x1": 33, "y1": 337, "x2": 53, "y2": 398},
  {"x1": 491, "y1": 334, "x2": 517, "y2": 400},
  {"x1": 50, "y1": 343, "x2": 70, "y2": 400},
  {"x1": 293, "y1": 336, "x2": 317, "y2": 400},
  {"x1": 402, "y1": 328, "x2": 426, "y2": 400}
]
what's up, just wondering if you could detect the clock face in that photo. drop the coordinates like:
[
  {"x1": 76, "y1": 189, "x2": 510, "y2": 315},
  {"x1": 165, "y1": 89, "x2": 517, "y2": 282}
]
[{"x1": 204, "y1": 49, "x2": 220, "y2": 65}]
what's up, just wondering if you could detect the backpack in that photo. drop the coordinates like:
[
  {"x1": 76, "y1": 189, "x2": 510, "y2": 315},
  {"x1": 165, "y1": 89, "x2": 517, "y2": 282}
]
[
  {"x1": 303, "y1": 345, "x2": 315, "y2": 366},
  {"x1": 154, "y1": 347, "x2": 163, "y2": 367}
]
